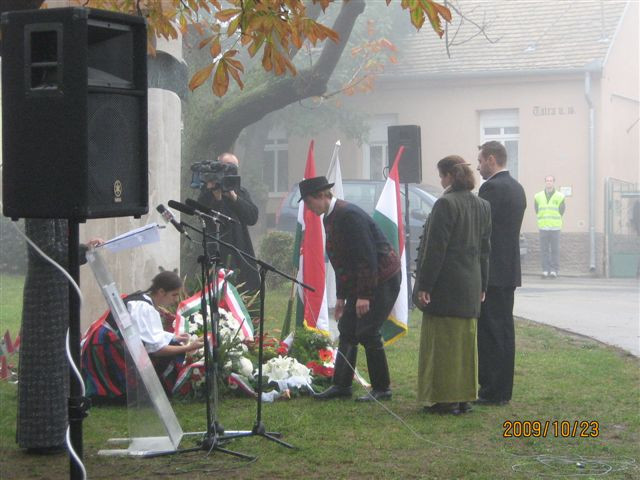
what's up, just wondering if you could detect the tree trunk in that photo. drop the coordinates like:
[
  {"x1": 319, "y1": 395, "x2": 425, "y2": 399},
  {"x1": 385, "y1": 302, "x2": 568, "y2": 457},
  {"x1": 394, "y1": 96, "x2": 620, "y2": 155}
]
[{"x1": 191, "y1": 0, "x2": 366, "y2": 161}]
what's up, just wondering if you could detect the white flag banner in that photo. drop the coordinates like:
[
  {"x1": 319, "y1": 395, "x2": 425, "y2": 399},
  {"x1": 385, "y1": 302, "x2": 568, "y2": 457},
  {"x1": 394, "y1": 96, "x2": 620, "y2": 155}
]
[{"x1": 325, "y1": 141, "x2": 343, "y2": 312}]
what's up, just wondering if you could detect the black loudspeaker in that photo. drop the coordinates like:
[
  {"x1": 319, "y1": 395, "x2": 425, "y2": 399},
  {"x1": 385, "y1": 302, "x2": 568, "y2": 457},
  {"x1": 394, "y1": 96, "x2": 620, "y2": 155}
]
[
  {"x1": 1, "y1": 7, "x2": 148, "y2": 220},
  {"x1": 388, "y1": 125, "x2": 422, "y2": 184}
]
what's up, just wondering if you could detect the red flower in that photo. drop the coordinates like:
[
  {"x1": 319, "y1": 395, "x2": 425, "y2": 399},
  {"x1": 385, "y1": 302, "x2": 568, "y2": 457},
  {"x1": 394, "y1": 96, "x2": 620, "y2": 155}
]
[
  {"x1": 321, "y1": 366, "x2": 334, "y2": 377},
  {"x1": 306, "y1": 361, "x2": 323, "y2": 376},
  {"x1": 307, "y1": 361, "x2": 333, "y2": 378},
  {"x1": 318, "y1": 348, "x2": 333, "y2": 363}
]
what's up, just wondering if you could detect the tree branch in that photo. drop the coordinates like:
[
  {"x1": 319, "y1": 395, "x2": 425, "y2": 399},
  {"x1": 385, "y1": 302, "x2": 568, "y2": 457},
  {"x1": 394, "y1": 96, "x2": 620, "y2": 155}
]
[{"x1": 193, "y1": 0, "x2": 366, "y2": 155}]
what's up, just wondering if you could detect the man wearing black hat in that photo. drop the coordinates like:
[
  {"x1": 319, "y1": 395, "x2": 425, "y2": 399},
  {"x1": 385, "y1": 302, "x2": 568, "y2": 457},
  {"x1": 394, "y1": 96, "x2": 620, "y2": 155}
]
[{"x1": 299, "y1": 176, "x2": 402, "y2": 401}]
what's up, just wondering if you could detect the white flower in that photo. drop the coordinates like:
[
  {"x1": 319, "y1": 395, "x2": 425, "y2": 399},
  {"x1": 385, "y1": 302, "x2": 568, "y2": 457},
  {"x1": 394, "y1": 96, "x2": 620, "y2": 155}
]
[
  {"x1": 259, "y1": 355, "x2": 313, "y2": 384},
  {"x1": 188, "y1": 313, "x2": 204, "y2": 334},
  {"x1": 289, "y1": 361, "x2": 312, "y2": 378},
  {"x1": 227, "y1": 343, "x2": 248, "y2": 358},
  {"x1": 236, "y1": 357, "x2": 254, "y2": 378}
]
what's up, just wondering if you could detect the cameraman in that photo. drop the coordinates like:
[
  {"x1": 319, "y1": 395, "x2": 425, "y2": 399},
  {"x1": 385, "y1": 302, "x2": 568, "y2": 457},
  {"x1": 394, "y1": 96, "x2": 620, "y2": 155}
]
[{"x1": 196, "y1": 153, "x2": 260, "y2": 292}]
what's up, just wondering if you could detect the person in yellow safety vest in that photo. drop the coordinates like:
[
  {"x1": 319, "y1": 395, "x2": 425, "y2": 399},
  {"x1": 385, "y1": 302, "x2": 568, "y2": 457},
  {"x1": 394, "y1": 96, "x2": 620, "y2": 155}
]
[{"x1": 534, "y1": 176, "x2": 565, "y2": 278}]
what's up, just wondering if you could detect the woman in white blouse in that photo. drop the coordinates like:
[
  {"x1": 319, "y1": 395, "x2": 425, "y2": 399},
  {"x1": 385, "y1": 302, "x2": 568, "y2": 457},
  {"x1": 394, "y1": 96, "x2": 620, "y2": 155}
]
[{"x1": 82, "y1": 271, "x2": 203, "y2": 401}]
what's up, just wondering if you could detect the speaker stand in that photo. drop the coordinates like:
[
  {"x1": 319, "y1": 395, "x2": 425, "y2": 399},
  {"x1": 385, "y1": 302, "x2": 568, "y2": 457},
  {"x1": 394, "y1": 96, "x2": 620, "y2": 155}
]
[{"x1": 68, "y1": 220, "x2": 89, "y2": 480}]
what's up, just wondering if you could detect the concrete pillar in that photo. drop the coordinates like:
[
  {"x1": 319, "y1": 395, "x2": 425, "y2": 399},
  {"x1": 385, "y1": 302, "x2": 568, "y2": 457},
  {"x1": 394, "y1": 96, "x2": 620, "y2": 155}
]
[{"x1": 80, "y1": 36, "x2": 185, "y2": 330}]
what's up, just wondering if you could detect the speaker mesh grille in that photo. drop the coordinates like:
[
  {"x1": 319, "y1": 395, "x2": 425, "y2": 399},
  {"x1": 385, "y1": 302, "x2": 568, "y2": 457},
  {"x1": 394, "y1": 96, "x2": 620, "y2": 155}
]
[{"x1": 87, "y1": 93, "x2": 143, "y2": 213}]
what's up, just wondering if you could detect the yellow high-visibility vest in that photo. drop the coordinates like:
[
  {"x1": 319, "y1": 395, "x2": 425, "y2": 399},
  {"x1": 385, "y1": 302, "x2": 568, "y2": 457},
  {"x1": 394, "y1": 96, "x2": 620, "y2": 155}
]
[{"x1": 535, "y1": 190, "x2": 564, "y2": 230}]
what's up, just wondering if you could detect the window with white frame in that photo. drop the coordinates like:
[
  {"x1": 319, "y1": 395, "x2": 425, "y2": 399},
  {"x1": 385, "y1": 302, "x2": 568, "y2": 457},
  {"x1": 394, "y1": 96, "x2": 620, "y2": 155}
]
[
  {"x1": 263, "y1": 126, "x2": 289, "y2": 194},
  {"x1": 363, "y1": 114, "x2": 398, "y2": 180},
  {"x1": 479, "y1": 109, "x2": 520, "y2": 179}
]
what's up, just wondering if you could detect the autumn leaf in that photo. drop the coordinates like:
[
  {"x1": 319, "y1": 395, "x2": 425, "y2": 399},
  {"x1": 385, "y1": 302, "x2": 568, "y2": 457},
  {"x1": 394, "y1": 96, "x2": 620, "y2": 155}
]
[
  {"x1": 212, "y1": 61, "x2": 229, "y2": 97},
  {"x1": 198, "y1": 35, "x2": 215, "y2": 49},
  {"x1": 189, "y1": 63, "x2": 215, "y2": 91},
  {"x1": 226, "y1": 57, "x2": 245, "y2": 72},
  {"x1": 228, "y1": 16, "x2": 241, "y2": 36},
  {"x1": 431, "y1": 1, "x2": 453, "y2": 22},
  {"x1": 247, "y1": 35, "x2": 266, "y2": 58},
  {"x1": 367, "y1": 19, "x2": 375, "y2": 38},
  {"x1": 262, "y1": 43, "x2": 273, "y2": 71},
  {"x1": 380, "y1": 38, "x2": 397, "y2": 52},
  {"x1": 193, "y1": 22, "x2": 205, "y2": 37},
  {"x1": 210, "y1": 37, "x2": 221, "y2": 58},
  {"x1": 313, "y1": 0, "x2": 332, "y2": 12},
  {"x1": 421, "y1": 0, "x2": 447, "y2": 37},
  {"x1": 227, "y1": 64, "x2": 244, "y2": 90},
  {"x1": 206, "y1": 0, "x2": 221, "y2": 10},
  {"x1": 216, "y1": 8, "x2": 242, "y2": 23},
  {"x1": 410, "y1": 5, "x2": 425, "y2": 29}
]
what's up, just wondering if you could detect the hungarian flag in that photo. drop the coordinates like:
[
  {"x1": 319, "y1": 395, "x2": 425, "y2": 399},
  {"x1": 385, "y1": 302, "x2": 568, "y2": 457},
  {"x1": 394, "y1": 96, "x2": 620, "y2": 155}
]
[
  {"x1": 294, "y1": 140, "x2": 330, "y2": 334},
  {"x1": 372, "y1": 146, "x2": 408, "y2": 344},
  {"x1": 174, "y1": 270, "x2": 254, "y2": 342}
]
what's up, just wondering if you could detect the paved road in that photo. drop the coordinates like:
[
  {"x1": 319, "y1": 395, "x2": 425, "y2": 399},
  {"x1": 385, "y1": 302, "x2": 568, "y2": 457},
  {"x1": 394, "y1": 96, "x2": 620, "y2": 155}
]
[{"x1": 514, "y1": 275, "x2": 640, "y2": 356}]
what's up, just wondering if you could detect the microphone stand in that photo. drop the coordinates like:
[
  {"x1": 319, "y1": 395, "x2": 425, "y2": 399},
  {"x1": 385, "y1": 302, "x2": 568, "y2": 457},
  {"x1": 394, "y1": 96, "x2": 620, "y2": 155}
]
[
  {"x1": 150, "y1": 214, "x2": 253, "y2": 460},
  {"x1": 180, "y1": 216, "x2": 315, "y2": 451}
]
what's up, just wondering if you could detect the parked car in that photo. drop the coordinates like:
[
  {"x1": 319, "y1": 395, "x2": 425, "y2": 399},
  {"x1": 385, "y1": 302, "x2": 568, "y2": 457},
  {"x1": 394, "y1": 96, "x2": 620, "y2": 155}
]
[{"x1": 275, "y1": 179, "x2": 441, "y2": 268}]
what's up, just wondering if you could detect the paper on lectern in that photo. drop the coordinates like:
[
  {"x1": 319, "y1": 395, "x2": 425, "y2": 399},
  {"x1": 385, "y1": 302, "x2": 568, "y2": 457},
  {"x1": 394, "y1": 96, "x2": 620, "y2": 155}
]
[{"x1": 99, "y1": 223, "x2": 163, "y2": 253}]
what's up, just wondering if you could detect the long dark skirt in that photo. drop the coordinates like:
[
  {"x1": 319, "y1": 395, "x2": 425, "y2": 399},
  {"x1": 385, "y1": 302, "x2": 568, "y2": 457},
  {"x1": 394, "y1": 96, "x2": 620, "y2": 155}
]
[{"x1": 417, "y1": 313, "x2": 478, "y2": 405}]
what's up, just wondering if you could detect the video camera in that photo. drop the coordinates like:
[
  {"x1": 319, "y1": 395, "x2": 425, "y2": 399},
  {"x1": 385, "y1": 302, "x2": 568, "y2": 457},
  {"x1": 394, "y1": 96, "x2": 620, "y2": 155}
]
[{"x1": 190, "y1": 161, "x2": 241, "y2": 192}]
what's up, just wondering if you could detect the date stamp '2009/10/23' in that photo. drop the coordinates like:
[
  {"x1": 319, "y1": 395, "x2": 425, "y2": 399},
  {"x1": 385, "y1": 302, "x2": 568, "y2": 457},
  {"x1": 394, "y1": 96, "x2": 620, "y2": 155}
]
[{"x1": 503, "y1": 420, "x2": 599, "y2": 438}]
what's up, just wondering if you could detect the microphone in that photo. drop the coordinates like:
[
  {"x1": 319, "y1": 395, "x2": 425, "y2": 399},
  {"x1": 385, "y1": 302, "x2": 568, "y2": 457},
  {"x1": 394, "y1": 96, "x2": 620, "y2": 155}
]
[
  {"x1": 185, "y1": 198, "x2": 237, "y2": 224},
  {"x1": 156, "y1": 204, "x2": 191, "y2": 239},
  {"x1": 167, "y1": 199, "x2": 197, "y2": 216}
]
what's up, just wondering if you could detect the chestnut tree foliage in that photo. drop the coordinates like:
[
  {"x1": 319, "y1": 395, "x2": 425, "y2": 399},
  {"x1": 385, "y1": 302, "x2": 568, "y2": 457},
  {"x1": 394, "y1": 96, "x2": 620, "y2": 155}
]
[
  {"x1": 81, "y1": 0, "x2": 451, "y2": 96},
  {"x1": 63, "y1": 1, "x2": 450, "y2": 153}
]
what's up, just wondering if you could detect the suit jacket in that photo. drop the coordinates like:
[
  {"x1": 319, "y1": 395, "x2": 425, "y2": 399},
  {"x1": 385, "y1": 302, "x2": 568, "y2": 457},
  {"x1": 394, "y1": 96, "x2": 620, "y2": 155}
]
[
  {"x1": 417, "y1": 190, "x2": 492, "y2": 318},
  {"x1": 478, "y1": 170, "x2": 527, "y2": 287},
  {"x1": 323, "y1": 200, "x2": 400, "y2": 300}
]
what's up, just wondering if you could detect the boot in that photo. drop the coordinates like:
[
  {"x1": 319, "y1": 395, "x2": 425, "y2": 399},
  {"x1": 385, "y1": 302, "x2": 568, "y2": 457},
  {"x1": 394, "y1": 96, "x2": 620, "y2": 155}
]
[
  {"x1": 356, "y1": 346, "x2": 391, "y2": 402},
  {"x1": 314, "y1": 342, "x2": 357, "y2": 400}
]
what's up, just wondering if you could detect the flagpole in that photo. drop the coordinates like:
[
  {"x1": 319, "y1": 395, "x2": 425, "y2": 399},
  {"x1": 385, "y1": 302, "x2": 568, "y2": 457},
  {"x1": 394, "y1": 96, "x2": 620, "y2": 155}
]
[
  {"x1": 280, "y1": 270, "x2": 298, "y2": 340},
  {"x1": 404, "y1": 182, "x2": 412, "y2": 311},
  {"x1": 327, "y1": 140, "x2": 340, "y2": 174}
]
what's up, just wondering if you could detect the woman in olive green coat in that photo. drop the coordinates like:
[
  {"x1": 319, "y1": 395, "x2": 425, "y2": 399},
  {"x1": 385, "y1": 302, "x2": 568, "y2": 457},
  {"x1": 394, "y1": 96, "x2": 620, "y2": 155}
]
[{"x1": 415, "y1": 156, "x2": 492, "y2": 415}]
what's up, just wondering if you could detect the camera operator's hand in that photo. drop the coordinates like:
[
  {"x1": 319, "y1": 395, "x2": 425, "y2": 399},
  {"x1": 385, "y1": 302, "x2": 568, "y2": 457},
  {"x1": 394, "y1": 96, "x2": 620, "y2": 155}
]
[{"x1": 224, "y1": 190, "x2": 238, "y2": 202}]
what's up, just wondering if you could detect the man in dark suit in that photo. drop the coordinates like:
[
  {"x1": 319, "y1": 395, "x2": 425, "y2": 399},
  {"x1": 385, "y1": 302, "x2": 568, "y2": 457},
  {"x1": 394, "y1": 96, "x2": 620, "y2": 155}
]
[{"x1": 476, "y1": 141, "x2": 527, "y2": 405}]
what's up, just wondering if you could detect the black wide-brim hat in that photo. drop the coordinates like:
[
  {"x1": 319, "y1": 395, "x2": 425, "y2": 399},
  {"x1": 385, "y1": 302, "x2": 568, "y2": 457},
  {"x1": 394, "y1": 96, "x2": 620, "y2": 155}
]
[{"x1": 298, "y1": 176, "x2": 335, "y2": 202}]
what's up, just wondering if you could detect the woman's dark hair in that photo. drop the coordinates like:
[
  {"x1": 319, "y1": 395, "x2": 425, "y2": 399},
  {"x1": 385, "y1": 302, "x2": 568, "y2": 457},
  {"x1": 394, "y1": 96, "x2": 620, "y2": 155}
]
[
  {"x1": 437, "y1": 155, "x2": 475, "y2": 191},
  {"x1": 148, "y1": 271, "x2": 182, "y2": 293}
]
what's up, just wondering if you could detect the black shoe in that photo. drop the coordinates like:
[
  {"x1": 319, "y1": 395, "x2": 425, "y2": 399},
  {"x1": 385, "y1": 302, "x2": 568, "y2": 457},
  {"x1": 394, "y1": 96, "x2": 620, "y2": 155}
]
[
  {"x1": 423, "y1": 402, "x2": 462, "y2": 415},
  {"x1": 313, "y1": 385, "x2": 352, "y2": 400},
  {"x1": 475, "y1": 397, "x2": 509, "y2": 406},
  {"x1": 458, "y1": 402, "x2": 473, "y2": 413},
  {"x1": 355, "y1": 389, "x2": 392, "y2": 402}
]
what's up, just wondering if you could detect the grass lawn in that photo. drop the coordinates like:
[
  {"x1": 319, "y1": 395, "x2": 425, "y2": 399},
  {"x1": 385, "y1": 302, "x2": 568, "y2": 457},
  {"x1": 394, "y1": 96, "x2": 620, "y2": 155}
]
[{"x1": 0, "y1": 273, "x2": 638, "y2": 479}]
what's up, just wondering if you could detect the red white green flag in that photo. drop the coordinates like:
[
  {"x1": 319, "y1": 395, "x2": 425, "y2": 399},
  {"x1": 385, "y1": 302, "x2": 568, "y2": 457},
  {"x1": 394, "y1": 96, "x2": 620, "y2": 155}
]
[
  {"x1": 174, "y1": 269, "x2": 254, "y2": 342},
  {"x1": 293, "y1": 140, "x2": 330, "y2": 334},
  {"x1": 372, "y1": 146, "x2": 408, "y2": 345}
]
